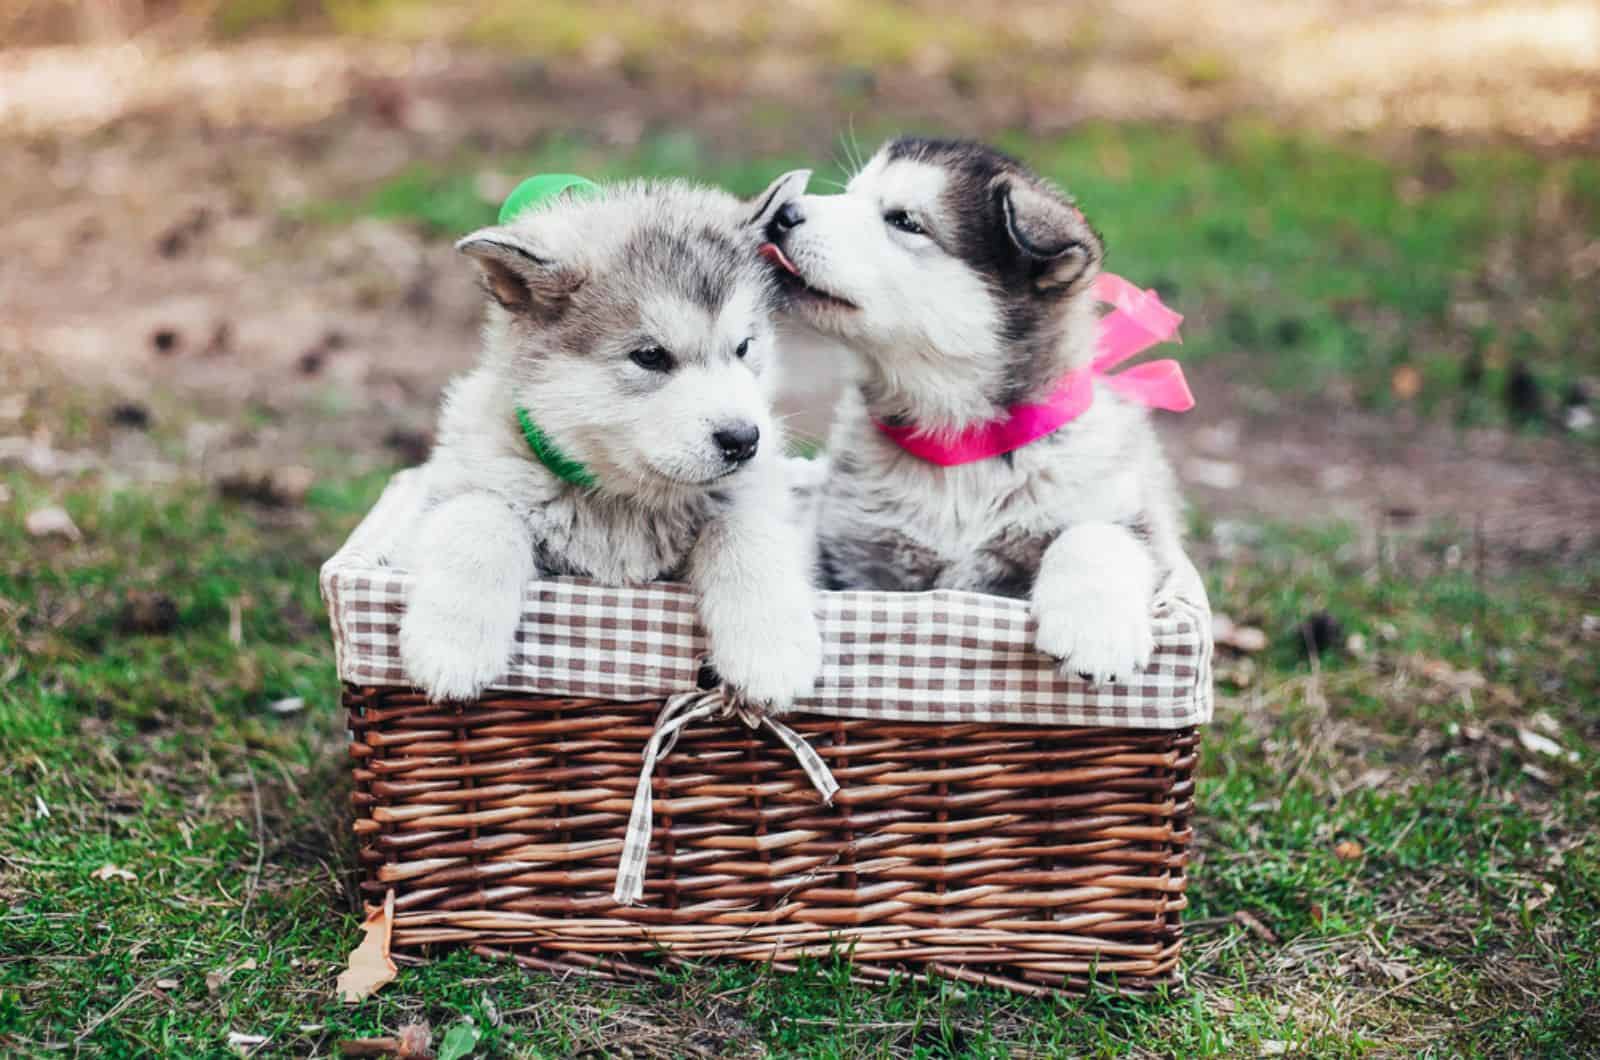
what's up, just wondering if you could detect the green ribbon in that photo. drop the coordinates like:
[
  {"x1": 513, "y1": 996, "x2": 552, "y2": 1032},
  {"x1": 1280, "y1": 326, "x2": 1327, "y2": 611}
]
[
  {"x1": 517, "y1": 407, "x2": 597, "y2": 489},
  {"x1": 498, "y1": 173, "x2": 600, "y2": 223}
]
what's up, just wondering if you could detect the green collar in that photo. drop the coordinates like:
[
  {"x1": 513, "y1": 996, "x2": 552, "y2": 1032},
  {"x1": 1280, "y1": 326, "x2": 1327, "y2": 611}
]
[{"x1": 516, "y1": 407, "x2": 597, "y2": 489}]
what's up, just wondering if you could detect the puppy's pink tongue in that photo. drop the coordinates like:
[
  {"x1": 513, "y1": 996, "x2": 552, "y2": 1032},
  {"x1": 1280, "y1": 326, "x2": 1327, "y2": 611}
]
[{"x1": 759, "y1": 242, "x2": 800, "y2": 277}]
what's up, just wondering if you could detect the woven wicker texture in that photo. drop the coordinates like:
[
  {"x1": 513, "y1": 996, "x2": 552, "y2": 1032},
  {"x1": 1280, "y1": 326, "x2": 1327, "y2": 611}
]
[{"x1": 349, "y1": 688, "x2": 1196, "y2": 995}]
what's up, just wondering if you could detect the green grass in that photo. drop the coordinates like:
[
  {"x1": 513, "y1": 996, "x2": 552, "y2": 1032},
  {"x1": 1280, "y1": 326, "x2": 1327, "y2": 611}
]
[
  {"x1": 4, "y1": 455, "x2": 1596, "y2": 1056},
  {"x1": 312, "y1": 122, "x2": 1600, "y2": 432}
]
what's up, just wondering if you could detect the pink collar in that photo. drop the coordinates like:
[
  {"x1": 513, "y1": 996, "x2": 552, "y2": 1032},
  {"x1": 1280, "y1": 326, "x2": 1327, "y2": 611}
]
[{"x1": 875, "y1": 272, "x2": 1194, "y2": 467}]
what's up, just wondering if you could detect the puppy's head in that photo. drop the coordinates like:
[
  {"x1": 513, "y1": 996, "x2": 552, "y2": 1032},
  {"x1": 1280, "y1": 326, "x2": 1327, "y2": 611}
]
[
  {"x1": 458, "y1": 181, "x2": 782, "y2": 498},
  {"x1": 757, "y1": 138, "x2": 1104, "y2": 419}
]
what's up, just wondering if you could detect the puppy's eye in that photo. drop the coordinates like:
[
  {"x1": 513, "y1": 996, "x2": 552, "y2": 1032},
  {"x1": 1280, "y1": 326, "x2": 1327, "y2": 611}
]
[
  {"x1": 884, "y1": 210, "x2": 925, "y2": 236},
  {"x1": 630, "y1": 345, "x2": 674, "y2": 372},
  {"x1": 735, "y1": 337, "x2": 752, "y2": 359}
]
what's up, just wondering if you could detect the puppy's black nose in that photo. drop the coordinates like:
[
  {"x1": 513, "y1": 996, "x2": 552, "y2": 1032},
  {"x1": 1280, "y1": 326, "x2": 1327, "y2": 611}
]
[
  {"x1": 713, "y1": 423, "x2": 760, "y2": 464},
  {"x1": 768, "y1": 201, "x2": 805, "y2": 237}
]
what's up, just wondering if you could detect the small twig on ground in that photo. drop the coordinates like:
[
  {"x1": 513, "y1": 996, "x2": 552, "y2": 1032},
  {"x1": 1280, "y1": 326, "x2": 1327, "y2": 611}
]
[
  {"x1": 789, "y1": 1018, "x2": 920, "y2": 1029},
  {"x1": 240, "y1": 764, "x2": 266, "y2": 926},
  {"x1": 1301, "y1": 620, "x2": 1326, "y2": 710},
  {"x1": 76, "y1": 976, "x2": 154, "y2": 1041}
]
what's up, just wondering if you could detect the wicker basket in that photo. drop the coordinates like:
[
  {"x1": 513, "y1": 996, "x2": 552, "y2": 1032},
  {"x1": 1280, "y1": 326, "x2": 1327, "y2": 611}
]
[{"x1": 325, "y1": 470, "x2": 1212, "y2": 996}]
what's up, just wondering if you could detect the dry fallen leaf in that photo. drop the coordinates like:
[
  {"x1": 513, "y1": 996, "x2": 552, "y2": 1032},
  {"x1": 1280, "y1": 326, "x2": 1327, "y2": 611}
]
[
  {"x1": 1232, "y1": 909, "x2": 1279, "y2": 944},
  {"x1": 1334, "y1": 840, "x2": 1364, "y2": 861},
  {"x1": 91, "y1": 863, "x2": 137, "y2": 883},
  {"x1": 1391, "y1": 363, "x2": 1422, "y2": 401},
  {"x1": 1529, "y1": 711, "x2": 1562, "y2": 737},
  {"x1": 1524, "y1": 881, "x2": 1556, "y2": 913},
  {"x1": 1213, "y1": 613, "x2": 1268, "y2": 654},
  {"x1": 398, "y1": 1023, "x2": 435, "y2": 1059},
  {"x1": 227, "y1": 1031, "x2": 269, "y2": 1053},
  {"x1": 1417, "y1": 656, "x2": 1486, "y2": 691},
  {"x1": 207, "y1": 957, "x2": 258, "y2": 995},
  {"x1": 1355, "y1": 768, "x2": 1393, "y2": 790},
  {"x1": 338, "y1": 892, "x2": 397, "y2": 1003},
  {"x1": 1518, "y1": 727, "x2": 1578, "y2": 763},
  {"x1": 26, "y1": 505, "x2": 81, "y2": 541},
  {"x1": 1379, "y1": 960, "x2": 1414, "y2": 982}
]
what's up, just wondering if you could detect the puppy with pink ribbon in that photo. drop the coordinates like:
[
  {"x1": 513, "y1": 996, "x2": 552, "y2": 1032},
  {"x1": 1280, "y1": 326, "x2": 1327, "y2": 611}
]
[{"x1": 755, "y1": 137, "x2": 1194, "y2": 684}]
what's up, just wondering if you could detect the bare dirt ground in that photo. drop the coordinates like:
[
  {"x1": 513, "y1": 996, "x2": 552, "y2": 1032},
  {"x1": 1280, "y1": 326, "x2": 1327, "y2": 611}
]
[{"x1": 3, "y1": 18, "x2": 1598, "y2": 561}]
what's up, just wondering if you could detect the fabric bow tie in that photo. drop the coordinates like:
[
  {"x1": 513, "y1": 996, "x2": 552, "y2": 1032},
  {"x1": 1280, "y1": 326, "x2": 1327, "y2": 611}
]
[{"x1": 875, "y1": 272, "x2": 1193, "y2": 467}]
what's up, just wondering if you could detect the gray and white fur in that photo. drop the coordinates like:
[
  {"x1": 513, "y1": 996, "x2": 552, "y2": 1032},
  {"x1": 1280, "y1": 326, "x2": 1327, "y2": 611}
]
[
  {"x1": 397, "y1": 180, "x2": 822, "y2": 708},
  {"x1": 759, "y1": 138, "x2": 1185, "y2": 683}
]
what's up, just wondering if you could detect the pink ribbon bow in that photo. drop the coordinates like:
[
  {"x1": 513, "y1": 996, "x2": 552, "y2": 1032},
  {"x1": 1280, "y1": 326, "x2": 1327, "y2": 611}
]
[{"x1": 876, "y1": 272, "x2": 1193, "y2": 467}]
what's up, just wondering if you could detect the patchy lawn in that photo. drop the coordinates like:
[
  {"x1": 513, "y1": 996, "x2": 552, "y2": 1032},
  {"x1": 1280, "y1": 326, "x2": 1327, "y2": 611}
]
[{"x1": 3, "y1": 446, "x2": 1596, "y2": 1055}]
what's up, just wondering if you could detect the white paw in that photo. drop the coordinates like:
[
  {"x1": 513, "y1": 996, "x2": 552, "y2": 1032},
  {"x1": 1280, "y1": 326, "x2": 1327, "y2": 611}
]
[
  {"x1": 709, "y1": 602, "x2": 823, "y2": 716},
  {"x1": 1034, "y1": 593, "x2": 1154, "y2": 686},
  {"x1": 399, "y1": 579, "x2": 519, "y2": 702}
]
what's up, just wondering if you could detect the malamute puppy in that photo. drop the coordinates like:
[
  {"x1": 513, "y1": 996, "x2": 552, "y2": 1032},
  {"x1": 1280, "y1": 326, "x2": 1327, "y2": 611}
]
[
  {"x1": 757, "y1": 138, "x2": 1186, "y2": 684},
  {"x1": 398, "y1": 180, "x2": 823, "y2": 709}
]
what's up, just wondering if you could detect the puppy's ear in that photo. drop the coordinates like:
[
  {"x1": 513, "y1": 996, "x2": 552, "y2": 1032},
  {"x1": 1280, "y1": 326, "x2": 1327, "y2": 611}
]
[
  {"x1": 456, "y1": 228, "x2": 584, "y2": 320},
  {"x1": 992, "y1": 176, "x2": 1102, "y2": 293},
  {"x1": 746, "y1": 169, "x2": 812, "y2": 228}
]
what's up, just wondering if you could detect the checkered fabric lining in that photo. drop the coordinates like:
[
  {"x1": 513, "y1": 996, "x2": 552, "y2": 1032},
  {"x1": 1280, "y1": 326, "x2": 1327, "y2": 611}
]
[{"x1": 320, "y1": 472, "x2": 1213, "y2": 729}]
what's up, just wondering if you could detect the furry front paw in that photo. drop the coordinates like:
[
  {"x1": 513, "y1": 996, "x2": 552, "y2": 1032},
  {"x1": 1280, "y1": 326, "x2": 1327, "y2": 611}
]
[
  {"x1": 710, "y1": 605, "x2": 823, "y2": 716},
  {"x1": 400, "y1": 581, "x2": 519, "y2": 702},
  {"x1": 1034, "y1": 594, "x2": 1154, "y2": 686}
]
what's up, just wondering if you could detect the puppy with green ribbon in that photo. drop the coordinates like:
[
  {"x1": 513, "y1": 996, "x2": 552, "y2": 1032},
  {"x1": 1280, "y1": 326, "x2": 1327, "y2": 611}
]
[{"x1": 394, "y1": 170, "x2": 823, "y2": 709}]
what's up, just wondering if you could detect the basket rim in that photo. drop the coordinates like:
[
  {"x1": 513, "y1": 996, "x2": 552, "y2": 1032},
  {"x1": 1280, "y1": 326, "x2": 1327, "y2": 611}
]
[{"x1": 323, "y1": 469, "x2": 1214, "y2": 729}]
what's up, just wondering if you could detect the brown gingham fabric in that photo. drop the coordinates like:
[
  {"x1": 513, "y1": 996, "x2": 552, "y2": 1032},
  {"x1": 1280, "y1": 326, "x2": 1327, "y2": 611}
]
[{"x1": 321, "y1": 470, "x2": 1213, "y2": 729}]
